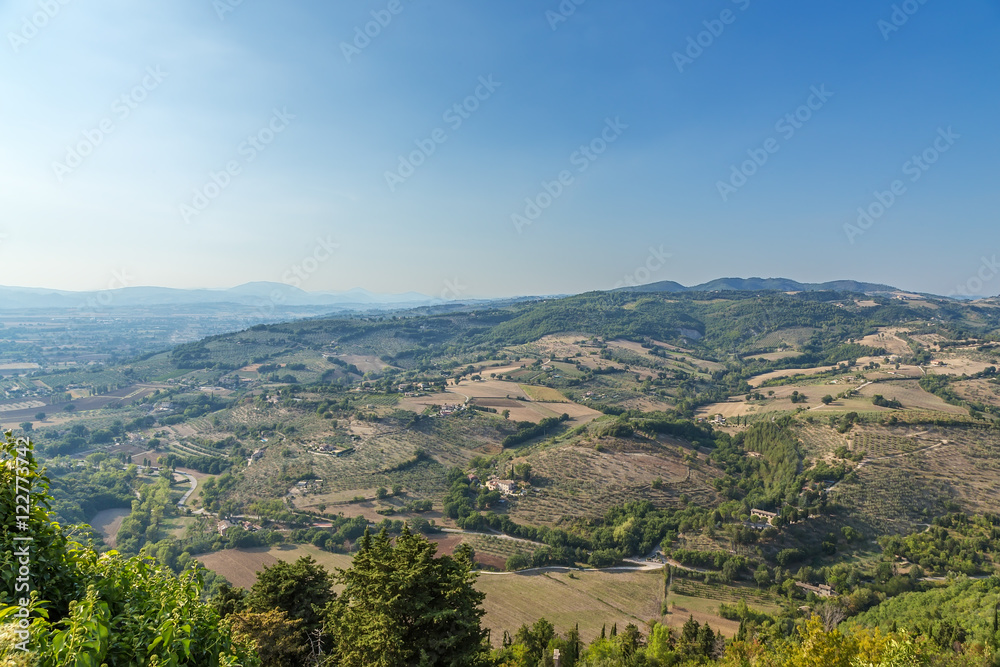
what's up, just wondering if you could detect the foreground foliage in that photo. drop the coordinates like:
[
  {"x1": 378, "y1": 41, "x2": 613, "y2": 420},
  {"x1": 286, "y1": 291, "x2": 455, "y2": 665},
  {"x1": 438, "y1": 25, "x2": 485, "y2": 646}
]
[{"x1": 0, "y1": 432, "x2": 255, "y2": 666}]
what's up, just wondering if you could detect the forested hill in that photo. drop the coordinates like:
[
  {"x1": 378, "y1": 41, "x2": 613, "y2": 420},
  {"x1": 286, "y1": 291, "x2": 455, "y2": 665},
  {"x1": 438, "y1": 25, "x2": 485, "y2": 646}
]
[
  {"x1": 622, "y1": 277, "x2": 901, "y2": 294},
  {"x1": 117, "y1": 289, "x2": 998, "y2": 380}
]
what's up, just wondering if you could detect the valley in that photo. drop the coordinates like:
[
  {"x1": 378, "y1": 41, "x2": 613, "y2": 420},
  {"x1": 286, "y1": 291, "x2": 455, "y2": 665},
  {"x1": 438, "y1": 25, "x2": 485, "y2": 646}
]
[{"x1": 9, "y1": 286, "x2": 1000, "y2": 656}]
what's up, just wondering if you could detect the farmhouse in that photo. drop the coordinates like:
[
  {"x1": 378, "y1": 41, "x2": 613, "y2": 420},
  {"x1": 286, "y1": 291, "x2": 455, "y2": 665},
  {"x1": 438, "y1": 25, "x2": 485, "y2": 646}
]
[
  {"x1": 795, "y1": 582, "x2": 834, "y2": 598},
  {"x1": 486, "y1": 478, "x2": 517, "y2": 494}
]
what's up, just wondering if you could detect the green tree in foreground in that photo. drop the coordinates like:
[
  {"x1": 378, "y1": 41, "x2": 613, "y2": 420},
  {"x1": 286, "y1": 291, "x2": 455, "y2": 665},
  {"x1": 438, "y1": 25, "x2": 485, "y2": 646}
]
[
  {"x1": 215, "y1": 556, "x2": 336, "y2": 665},
  {"x1": 326, "y1": 527, "x2": 490, "y2": 666}
]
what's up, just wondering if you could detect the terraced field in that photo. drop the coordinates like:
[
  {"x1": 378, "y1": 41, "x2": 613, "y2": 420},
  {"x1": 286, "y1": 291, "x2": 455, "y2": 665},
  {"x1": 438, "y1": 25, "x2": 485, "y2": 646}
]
[
  {"x1": 509, "y1": 444, "x2": 718, "y2": 526},
  {"x1": 668, "y1": 578, "x2": 781, "y2": 611},
  {"x1": 830, "y1": 460, "x2": 942, "y2": 534}
]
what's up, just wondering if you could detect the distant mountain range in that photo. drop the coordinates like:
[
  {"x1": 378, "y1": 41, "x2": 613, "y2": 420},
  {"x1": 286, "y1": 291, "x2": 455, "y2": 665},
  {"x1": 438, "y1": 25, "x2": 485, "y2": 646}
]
[
  {"x1": 0, "y1": 282, "x2": 437, "y2": 310},
  {"x1": 617, "y1": 277, "x2": 901, "y2": 294},
  {"x1": 0, "y1": 277, "x2": 976, "y2": 312}
]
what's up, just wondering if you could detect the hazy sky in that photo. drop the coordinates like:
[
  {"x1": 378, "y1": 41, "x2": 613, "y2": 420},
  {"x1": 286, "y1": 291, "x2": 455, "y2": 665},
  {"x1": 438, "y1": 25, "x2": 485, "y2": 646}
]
[{"x1": 1, "y1": 0, "x2": 998, "y2": 298}]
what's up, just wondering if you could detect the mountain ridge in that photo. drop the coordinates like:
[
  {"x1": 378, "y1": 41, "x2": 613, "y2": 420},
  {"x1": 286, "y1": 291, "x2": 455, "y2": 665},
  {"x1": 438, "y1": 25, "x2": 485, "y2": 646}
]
[{"x1": 618, "y1": 277, "x2": 901, "y2": 294}]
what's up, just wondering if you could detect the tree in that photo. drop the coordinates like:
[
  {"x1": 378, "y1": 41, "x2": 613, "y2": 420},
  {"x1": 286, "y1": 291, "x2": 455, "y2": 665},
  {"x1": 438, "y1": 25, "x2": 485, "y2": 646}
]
[
  {"x1": 647, "y1": 623, "x2": 678, "y2": 664},
  {"x1": 327, "y1": 527, "x2": 490, "y2": 666},
  {"x1": 513, "y1": 618, "x2": 555, "y2": 665},
  {"x1": 680, "y1": 615, "x2": 700, "y2": 655},
  {"x1": 34, "y1": 412, "x2": 46, "y2": 421},
  {"x1": 562, "y1": 623, "x2": 582, "y2": 666},
  {"x1": 754, "y1": 564, "x2": 772, "y2": 588},
  {"x1": 225, "y1": 609, "x2": 309, "y2": 666},
  {"x1": 617, "y1": 623, "x2": 643, "y2": 659},
  {"x1": 696, "y1": 623, "x2": 716, "y2": 658},
  {"x1": 18, "y1": 422, "x2": 31, "y2": 432},
  {"x1": 822, "y1": 395, "x2": 834, "y2": 405},
  {"x1": 818, "y1": 602, "x2": 846, "y2": 632},
  {"x1": 245, "y1": 555, "x2": 335, "y2": 635}
]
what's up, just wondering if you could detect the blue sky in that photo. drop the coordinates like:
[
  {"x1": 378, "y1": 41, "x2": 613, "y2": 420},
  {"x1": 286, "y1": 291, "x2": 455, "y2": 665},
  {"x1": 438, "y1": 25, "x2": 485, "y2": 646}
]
[{"x1": 1, "y1": 0, "x2": 997, "y2": 298}]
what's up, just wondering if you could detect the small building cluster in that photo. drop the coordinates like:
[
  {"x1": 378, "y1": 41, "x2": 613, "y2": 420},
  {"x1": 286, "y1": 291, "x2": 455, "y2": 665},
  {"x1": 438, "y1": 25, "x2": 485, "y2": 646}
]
[
  {"x1": 486, "y1": 478, "x2": 518, "y2": 495},
  {"x1": 217, "y1": 519, "x2": 260, "y2": 535},
  {"x1": 795, "y1": 582, "x2": 834, "y2": 598}
]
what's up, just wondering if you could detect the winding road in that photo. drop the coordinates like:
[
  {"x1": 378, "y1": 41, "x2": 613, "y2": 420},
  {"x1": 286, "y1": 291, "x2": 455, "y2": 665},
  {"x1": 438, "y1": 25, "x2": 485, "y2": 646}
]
[{"x1": 175, "y1": 471, "x2": 198, "y2": 507}]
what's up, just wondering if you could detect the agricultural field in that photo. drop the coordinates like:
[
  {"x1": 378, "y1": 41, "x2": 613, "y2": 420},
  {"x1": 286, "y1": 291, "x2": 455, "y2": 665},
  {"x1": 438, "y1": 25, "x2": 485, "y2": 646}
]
[
  {"x1": 197, "y1": 544, "x2": 355, "y2": 589},
  {"x1": 477, "y1": 568, "x2": 747, "y2": 646},
  {"x1": 477, "y1": 569, "x2": 668, "y2": 644},
  {"x1": 606, "y1": 339, "x2": 724, "y2": 374},
  {"x1": 464, "y1": 534, "x2": 538, "y2": 570},
  {"x1": 830, "y1": 425, "x2": 1000, "y2": 533},
  {"x1": 857, "y1": 328, "x2": 912, "y2": 356},
  {"x1": 507, "y1": 334, "x2": 597, "y2": 361},
  {"x1": 519, "y1": 385, "x2": 569, "y2": 403},
  {"x1": 751, "y1": 327, "x2": 815, "y2": 351},
  {"x1": 829, "y1": 460, "x2": 942, "y2": 534},
  {"x1": 849, "y1": 426, "x2": 931, "y2": 459},
  {"x1": 667, "y1": 579, "x2": 781, "y2": 614},
  {"x1": 508, "y1": 441, "x2": 719, "y2": 527},
  {"x1": 796, "y1": 423, "x2": 851, "y2": 461},
  {"x1": 926, "y1": 355, "x2": 997, "y2": 377},
  {"x1": 952, "y1": 378, "x2": 1000, "y2": 409},
  {"x1": 745, "y1": 351, "x2": 801, "y2": 362},
  {"x1": 855, "y1": 380, "x2": 966, "y2": 414},
  {"x1": 747, "y1": 366, "x2": 839, "y2": 388},
  {"x1": 232, "y1": 410, "x2": 517, "y2": 510},
  {"x1": 88, "y1": 507, "x2": 132, "y2": 548}
]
